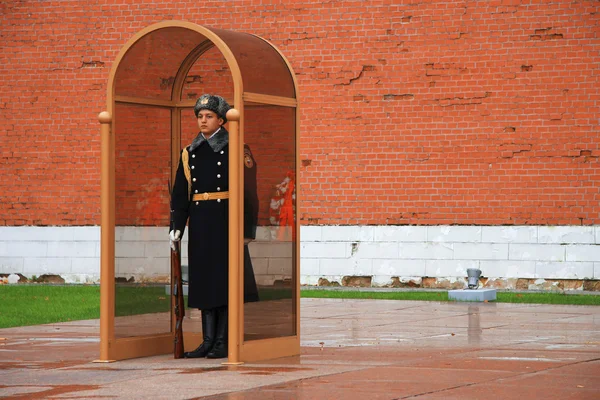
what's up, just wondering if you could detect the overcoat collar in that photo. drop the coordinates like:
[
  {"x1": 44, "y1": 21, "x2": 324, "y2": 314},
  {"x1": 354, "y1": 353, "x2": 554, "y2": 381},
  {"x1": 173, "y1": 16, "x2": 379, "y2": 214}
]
[{"x1": 189, "y1": 127, "x2": 229, "y2": 153}]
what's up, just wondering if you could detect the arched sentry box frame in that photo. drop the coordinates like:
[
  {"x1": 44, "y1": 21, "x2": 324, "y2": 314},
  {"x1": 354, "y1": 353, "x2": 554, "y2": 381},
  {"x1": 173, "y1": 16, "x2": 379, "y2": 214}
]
[{"x1": 98, "y1": 21, "x2": 300, "y2": 363}]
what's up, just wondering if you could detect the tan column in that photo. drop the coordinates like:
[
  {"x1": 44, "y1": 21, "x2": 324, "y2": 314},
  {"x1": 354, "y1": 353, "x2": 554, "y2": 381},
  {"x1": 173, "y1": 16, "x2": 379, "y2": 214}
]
[
  {"x1": 225, "y1": 108, "x2": 243, "y2": 365},
  {"x1": 97, "y1": 111, "x2": 115, "y2": 362}
]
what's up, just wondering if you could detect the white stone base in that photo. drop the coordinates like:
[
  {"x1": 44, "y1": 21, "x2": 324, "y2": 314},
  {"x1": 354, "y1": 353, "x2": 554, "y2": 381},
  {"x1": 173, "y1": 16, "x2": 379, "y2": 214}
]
[{"x1": 0, "y1": 225, "x2": 599, "y2": 288}]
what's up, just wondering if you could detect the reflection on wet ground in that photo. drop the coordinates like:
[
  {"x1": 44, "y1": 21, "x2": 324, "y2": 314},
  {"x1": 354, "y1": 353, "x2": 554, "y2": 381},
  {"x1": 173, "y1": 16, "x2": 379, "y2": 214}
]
[{"x1": 1, "y1": 298, "x2": 599, "y2": 399}]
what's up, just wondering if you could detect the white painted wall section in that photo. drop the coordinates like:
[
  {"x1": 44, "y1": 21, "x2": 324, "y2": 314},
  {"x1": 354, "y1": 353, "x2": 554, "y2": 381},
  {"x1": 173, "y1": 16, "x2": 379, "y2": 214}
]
[{"x1": 0, "y1": 225, "x2": 599, "y2": 286}]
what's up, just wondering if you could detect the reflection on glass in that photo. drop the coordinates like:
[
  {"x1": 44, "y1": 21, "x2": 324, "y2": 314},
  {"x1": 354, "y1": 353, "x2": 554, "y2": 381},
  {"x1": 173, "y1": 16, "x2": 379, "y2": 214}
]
[
  {"x1": 243, "y1": 104, "x2": 296, "y2": 341},
  {"x1": 181, "y1": 45, "x2": 233, "y2": 103},
  {"x1": 110, "y1": 25, "x2": 298, "y2": 344},
  {"x1": 209, "y1": 28, "x2": 295, "y2": 98},
  {"x1": 114, "y1": 28, "x2": 207, "y2": 100},
  {"x1": 113, "y1": 103, "x2": 172, "y2": 338}
]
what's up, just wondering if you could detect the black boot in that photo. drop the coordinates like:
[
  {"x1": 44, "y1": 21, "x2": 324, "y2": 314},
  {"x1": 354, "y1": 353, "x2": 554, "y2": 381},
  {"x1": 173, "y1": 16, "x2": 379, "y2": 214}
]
[
  {"x1": 184, "y1": 308, "x2": 216, "y2": 358},
  {"x1": 206, "y1": 306, "x2": 228, "y2": 359}
]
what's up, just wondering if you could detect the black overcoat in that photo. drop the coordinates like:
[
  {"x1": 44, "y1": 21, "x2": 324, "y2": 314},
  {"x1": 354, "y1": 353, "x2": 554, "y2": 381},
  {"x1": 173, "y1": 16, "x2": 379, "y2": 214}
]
[{"x1": 170, "y1": 127, "x2": 259, "y2": 310}]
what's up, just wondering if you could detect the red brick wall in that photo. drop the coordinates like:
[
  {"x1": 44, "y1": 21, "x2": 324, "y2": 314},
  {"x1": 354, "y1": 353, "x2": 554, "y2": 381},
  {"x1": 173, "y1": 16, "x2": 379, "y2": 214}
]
[{"x1": 1, "y1": 0, "x2": 598, "y2": 227}]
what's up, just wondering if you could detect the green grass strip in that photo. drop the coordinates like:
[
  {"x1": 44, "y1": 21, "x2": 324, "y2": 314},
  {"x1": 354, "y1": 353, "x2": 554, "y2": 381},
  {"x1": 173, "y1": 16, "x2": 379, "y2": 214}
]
[
  {"x1": 0, "y1": 285, "x2": 296, "y2": 329},
  {"x1": 0, "y1": 285, "x2": 597, "y2": 329},
  {"x1": 498, "y1": 292, "x2": 600, "y2": 305},
  {"x1": 0, "y1": 285, "x2": 101, "y2": 329},
  {"x1": 115, "y1": 285, "x2": 171, "y2": 317}
]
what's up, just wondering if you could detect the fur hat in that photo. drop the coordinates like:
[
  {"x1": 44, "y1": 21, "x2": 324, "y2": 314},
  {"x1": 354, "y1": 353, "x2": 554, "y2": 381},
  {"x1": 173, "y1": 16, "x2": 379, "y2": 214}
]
[{"x1": 193, "y1": 94, "x2": 231, "y2": 123}]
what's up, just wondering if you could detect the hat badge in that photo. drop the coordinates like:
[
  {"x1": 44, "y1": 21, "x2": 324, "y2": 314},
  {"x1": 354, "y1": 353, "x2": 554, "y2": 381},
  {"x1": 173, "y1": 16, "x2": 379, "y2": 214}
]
[{"x1": 200, "y1": 98, "x2": 209, "y2": 105}]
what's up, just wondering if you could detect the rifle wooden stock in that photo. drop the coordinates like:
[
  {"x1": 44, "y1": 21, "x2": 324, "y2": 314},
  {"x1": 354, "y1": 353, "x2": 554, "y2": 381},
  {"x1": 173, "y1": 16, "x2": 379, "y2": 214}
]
[{"x1": 172, "y1": 242, "x2": 185, "y2": 359}]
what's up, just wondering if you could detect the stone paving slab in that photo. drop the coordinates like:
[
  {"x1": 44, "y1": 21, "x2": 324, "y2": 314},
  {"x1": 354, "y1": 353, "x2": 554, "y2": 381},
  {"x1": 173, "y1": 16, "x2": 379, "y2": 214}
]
[{"x1": 0, "y1": 299, "x2": 599, "y2": 399}]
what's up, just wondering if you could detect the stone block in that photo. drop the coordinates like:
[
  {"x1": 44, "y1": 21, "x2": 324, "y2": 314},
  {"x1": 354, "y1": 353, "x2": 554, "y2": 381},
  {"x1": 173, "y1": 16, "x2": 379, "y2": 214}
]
[
  {"x1": 70, "y1": 258, "x2": 100, "y2": 274},
  {"x1": 0, "y1": 226, "x2": 75, "y2": 241},
  {"x1": 299, "y1": 258, "x2": 319, "y2": 275},
  {"x1": 144, "y1": 242, "x2": 170, "y2": 258},
  {"x1": 1, "y1": 242, "x2": 47, "y2": 257},
  {"x1": 481, "y1": 226, "x2": 537, "y2": 243},
  {"x1": 374, "y1": 226, "x2": 426, "y2": 242},
  {"x1": 427, "y1": 226, "x2": 482, "y2": 243},
  {"x1": 47, "y1": 241, "x2": 97, "y2": 258},
  {"x1": 479, "y1": 260, "x2": 536, "y2": 278},
  {"x1": 320, "y1": 258, "x2": 367, "y2": 275},
  {"x1": 373, "y1": 259, "x2": 425, "y2": 276},
  {"x1": 399, "y1": 242, "x2": 453, "y2": 260},
  {"x1": 115, "y1": 241, "x2": 145, "y2": 258},
  {"x1": 0, "y1": 258, "x2": 24, "y2": 274},
  {"x1": 353, "y1": 242, "x2": 399, "y2": 259},
  {"x1": 425, "y1": 259, "x2": 479, "y2": 276},
  {"x1": 73, "y1": 227, "x2": 100, "y2": 241},
  {"x1": 566, "y1": 245, "x2": 600, "y2": 262},
  {"x1": 538, "y1": 226, "x2": 594, "y2": 244},
  {"x1": 535, "y1": 261, "x2": 593, "y2": 279},
  {"x1": 454, "y1": 243, "x2": 508, "y2": 260},
  {"x1": 24, "y1": 257, "x2": 72, "y2": 275},
  {"x1": 301, "y1": 226, "x2": 322, "y2": 242},
  {"x1": 116, "y1": 227, "x2": 166, "y2": 241},
  {"x1": 322, "y1": 226, "x2": 374, "y2": 242},
  {"x1": 509, "y1": 244, "x2": 565, "y2": 261}
]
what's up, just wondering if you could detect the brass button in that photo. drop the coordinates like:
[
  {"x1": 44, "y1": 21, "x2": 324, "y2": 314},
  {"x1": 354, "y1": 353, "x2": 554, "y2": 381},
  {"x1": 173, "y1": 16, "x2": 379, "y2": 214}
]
[{"x1": 203, "y1": 192, "x2": 209, "y2": 200}]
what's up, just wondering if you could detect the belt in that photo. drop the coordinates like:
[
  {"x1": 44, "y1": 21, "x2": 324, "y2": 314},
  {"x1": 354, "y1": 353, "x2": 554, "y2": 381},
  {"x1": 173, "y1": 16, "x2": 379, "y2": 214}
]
[{"x1": 191, "y1": 191, "x2": 229, "y2": 201}]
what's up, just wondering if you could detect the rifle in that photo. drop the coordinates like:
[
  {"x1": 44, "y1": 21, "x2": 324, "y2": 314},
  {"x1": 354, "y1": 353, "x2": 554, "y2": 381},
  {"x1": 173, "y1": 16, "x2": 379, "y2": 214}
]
[
  {"x1": 172, "y1": 240, "x2": 185, "y2": 358},
  {"x1": 170, "y1": 179, "x2": 185, "y2": 358}
]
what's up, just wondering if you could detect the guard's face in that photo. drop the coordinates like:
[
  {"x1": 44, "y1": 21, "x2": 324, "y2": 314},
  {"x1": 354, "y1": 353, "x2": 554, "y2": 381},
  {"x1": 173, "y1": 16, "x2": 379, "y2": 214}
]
[{"x1": 197, "y1": 110, "x2": 224, "y2": 135}]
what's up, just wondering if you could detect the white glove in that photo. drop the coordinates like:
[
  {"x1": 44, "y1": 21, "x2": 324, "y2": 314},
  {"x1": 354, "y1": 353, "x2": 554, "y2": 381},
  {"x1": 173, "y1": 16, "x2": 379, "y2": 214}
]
[{"x1": 169, "y1": 230, "x2": 181, "y2": 251}]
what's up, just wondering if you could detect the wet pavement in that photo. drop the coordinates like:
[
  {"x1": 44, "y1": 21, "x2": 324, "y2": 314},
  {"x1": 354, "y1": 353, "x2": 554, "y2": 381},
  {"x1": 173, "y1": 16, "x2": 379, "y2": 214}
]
[{"x1": 0, "y1": 298, "x2": 599, "y2": 399}]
